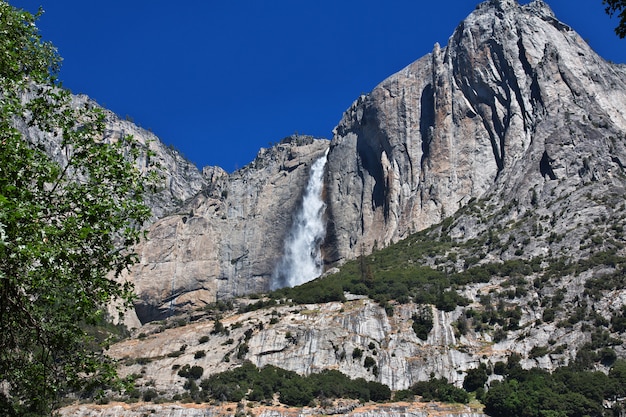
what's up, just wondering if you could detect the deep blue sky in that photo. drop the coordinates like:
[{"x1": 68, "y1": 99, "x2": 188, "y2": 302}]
[{"x1": 9, "y1": 0, "x2": 626, "y2": 172}]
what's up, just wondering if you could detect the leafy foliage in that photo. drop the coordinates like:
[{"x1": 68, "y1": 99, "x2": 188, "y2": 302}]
[
  {"x1": 0, "y1": 2, "x2": 155, "y2": 414},
  {"x1": 410, "y1": 376, "x2": 469, "y2": 404},
  {"x1": 604, "y1": 0, "x2": 626, "y2": 38},
  {"x1": 195, "y1": 361, "x2": 390, "y2": 406},
  {"x1": 412, "y1": 307, "x2": 433, "y2": 340},
  {"x1": 483, "y1": 360, "x2": 626, "y2": 417}
]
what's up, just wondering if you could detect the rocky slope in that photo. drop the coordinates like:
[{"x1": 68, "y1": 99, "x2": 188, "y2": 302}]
[
  {"x1": 19, "y1": 92, "x2": 209, "y2": 222},
  {"x1": 60, "y1": 401, "x2": 486, "y2": 417}
]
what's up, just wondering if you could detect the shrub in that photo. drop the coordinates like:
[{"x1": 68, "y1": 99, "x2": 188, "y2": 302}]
[
  {"x1": 188, "y1": 365, "x2": 204, "y2": 380},
  {"x1": 412, "y1": 307, "x2": 433, "y2": 341},
  {"x1": 411, "y1": 376, "x2": 469, "y2": 404},
  {"x1": 237, "y1": 343, "x2": 249, "y2": 360},
  {"x1": 364, "y1": 356, "x2": 376, "y2": 369},
  {"x1": 178, "y1": 364, "x2": 204, "y2": 380},
  {"x1": 142, "y1": 388, "x2": 158, "y2": 402},
  {"x1": 463, "y1": 364, "x2": 488, "y2": 392},
  {"x1": 394, "y1": 389, "x2": 414, "y2": 401}
]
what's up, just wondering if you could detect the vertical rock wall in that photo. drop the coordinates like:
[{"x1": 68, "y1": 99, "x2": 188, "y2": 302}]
[{"x1": 323, "y1": 0, "x2": 626, "y2": 262}]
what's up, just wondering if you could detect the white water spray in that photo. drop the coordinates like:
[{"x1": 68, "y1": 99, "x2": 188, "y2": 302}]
[{"x1": 271, "y1": 150, "x2": 329, "y2": 289}]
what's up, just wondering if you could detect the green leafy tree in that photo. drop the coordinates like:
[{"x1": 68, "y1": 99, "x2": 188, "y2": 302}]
[
  {"x1": 463, "y1": 363, "x2": 488, "y2": 392},
  {"x1": 604, "y1": 0, "x2": 626, "y2": 38},
  {"x1": 0, "y1": 2, "x2": 155, "y2": 415}
]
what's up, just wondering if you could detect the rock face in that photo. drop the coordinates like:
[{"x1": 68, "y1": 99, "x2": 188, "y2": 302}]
[
  {"x1": 109, "y1": 0, "x2": 626, "y2": 324},
  {"x1": 96, "y1": 100, "x2": 210, "y2": 221},
  {"x1": 125, "y1": 136, "x2": 330, "y2": 324},
  {"x1": 105, "y1": 299, "x2": 482, "y2": 398},
  {"x1": 323, "y1": 0, "x2": 626, "y2": 262}
]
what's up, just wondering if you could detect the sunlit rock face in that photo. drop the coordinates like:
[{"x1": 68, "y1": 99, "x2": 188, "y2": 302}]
[
  {"x1": 124, "y1": 136, "x2": 330, "y2": 323},
  {"x1": 323, "y1": 0, "x2": 626, "y2": 262}
]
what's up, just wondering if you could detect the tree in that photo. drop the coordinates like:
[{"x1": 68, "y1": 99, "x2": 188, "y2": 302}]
[
  {"x1": 0, "y1": 2, "x2": 155, "y2": 415},
  {"x1": 604, "y1": 0, "x2": 626, "y2": 38},
  {"x1": 463, "y1": 363, "x2": 488, "y2": 392}
]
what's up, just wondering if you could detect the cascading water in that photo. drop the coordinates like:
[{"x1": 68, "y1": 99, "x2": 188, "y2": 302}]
[{"x1": 271, "y1": 149, "x2": 329, "y2": 290}]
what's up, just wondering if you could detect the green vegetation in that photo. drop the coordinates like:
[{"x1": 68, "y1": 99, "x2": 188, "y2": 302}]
[
  {"x1": 191, "y1": 361, "x2": 391, "y2": 406},
  {"x1": 604, "y1": 0, "x2": 626, "y2": 38},
  {"x1": 268, "y1": 216, "x2": 554, "y2": 311},
  {"x1": 410, "y1": 376, "x2": 469, "y2": 404},
  {"x1": 178, "y1": 364, "x2": 204, "y2": 380},
  {"x1": 412, "y1": 307, "x2": 434, "y2": 340},
  {"x1": 0, "y1": 2, "x2": 156, "y2": 415},
  {"x1": 484, "y1": 359, "x2": 626, "y2": 417}
]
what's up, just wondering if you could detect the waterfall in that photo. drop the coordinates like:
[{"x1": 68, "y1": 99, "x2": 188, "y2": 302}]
[{"x1": 271, "y1": 150, "x2": 329, "y2": 290}]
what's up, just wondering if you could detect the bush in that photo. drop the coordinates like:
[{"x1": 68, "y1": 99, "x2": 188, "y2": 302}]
[
  {"x1": 412, "y1": 307, "x2": 433, "y2": 341},
  {"x1": 178, "y1": 364, "x2": 204, "y2": 380},
  {"x1": 188, "y1": 365, "x2": 204, "y2": 380},
  {"x1": 197, "y1": 361, "x2": 392, "y2": 405},
  {"x1": 364, "y1": 356, "x2": 376, "y2": 369},
  {"x1": 463, "y1": 364, "x2": 488, "y2": 392},
  {"x1": 393, "y1": 389, "x2": 414, "y2": 402},
  {"x1": 142, "y1": 388, "x2": 158, "y2": 402},
  {"x1": 236, "y1": 343, "x2": 249, "y2": 360},
  {"x1": 411, "y1": 376, "x2": 469, "y2": 404}
]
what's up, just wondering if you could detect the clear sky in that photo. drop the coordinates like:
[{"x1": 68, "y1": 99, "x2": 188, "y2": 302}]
[{"x1": 8, "y1": 0, "x2": 626, "y2": 172}]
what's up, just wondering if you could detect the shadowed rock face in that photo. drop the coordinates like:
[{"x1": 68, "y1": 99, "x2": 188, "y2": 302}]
[{"x1": 323, "y1": 0, "x2": 626, "y2": 262}]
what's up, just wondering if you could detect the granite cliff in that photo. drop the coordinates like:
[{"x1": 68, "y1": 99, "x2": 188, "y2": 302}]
[
  {"x1": 116, "y1": 0, "x2": 626, "y2": 324},
  {"x1": 323, "y1": 0, "x2": 626, "y2": 262},
  {"x1": 124, "y1": 136, "x2": 329, "y2": 325}
]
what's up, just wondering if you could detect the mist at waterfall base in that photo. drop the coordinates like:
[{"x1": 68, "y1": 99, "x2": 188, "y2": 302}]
[{"x1": 271, "y1": 152, "x2": 329, "y2": 290}]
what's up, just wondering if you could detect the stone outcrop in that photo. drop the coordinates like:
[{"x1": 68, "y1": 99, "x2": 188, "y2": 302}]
[
  {"x1": 96, "y1": 99, "x2": 210, "y2": 220},
  {"x1": 323, "y1": 0, "x2": 626, "y2": 262},
  {"x1": 19, "y1": 93, "x2": 209, "y2": 221},
  {"x1": 90, "y1": 260, "x2": 624, "y2": 406},
  {"x1": 110, "y1": 299, "x2": 479, "y2": 393}
]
